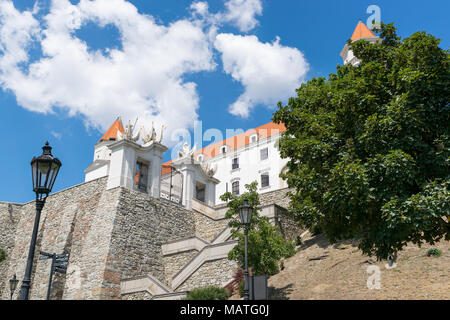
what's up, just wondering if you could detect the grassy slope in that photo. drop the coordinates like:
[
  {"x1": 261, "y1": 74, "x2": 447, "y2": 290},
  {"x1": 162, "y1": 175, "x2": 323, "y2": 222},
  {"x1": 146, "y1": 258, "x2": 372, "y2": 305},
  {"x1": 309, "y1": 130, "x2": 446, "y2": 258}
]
[{"x1": 267, "y1": 234, "x2": 449, "y2": 300}]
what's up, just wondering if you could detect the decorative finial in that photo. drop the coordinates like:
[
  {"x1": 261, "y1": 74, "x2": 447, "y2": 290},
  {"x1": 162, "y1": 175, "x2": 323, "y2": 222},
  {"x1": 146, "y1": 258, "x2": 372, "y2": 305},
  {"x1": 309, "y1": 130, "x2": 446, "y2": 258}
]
[{"x1": 42, "y1": 141, "x2": 52, "y2": 155}]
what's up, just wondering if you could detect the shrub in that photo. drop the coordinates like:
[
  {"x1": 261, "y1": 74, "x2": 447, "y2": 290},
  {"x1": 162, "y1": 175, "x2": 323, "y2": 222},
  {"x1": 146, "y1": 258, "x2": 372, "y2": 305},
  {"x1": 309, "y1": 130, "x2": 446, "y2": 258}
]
[
  {"x1": 184, "y1": 286, "x2": 229, "y2": 300},
  {"x1": 226, "y1": 269, "x2": 244, "y2": 296},
  {"x1": 311, "y1": 224, "x2": 322, "y2": 236},
  {"x1": 0, "y1": 248, "x2": 7, "y2": 263},
  {"x1": 427, "y1": 248, "x2": 442, "y2": 257}
]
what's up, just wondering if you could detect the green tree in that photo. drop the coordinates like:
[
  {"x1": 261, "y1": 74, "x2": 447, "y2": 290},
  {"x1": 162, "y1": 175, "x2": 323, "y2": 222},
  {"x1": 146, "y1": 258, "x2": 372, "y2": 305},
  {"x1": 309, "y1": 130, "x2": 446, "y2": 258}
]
[
  {"x1": 220, "y1": 181, "x2": 295, "y2": 276},
  {"x1": 273, "y1": 23, "x2": 449, "y2": 260}
]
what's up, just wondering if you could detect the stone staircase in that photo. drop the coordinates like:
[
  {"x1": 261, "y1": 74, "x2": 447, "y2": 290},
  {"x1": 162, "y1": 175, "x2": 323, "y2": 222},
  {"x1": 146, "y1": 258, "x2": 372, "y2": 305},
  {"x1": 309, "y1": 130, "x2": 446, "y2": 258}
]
[
  {"x1": 120, "y1": 199, "x2": 290, "y2": 299},
  {"x1": 170, "y1": 240, "x2": 238, "y2": 290}
]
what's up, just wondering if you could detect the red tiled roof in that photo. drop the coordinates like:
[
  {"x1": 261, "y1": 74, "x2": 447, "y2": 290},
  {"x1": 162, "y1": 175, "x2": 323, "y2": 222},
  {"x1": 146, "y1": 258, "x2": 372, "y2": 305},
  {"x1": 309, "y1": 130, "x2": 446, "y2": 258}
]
[
  {"x1": 161, "y1": 160, "x2": 174, "y2": 176},
  {"x1": 99, "y1": 117, "x2": 125, "y2": 143},
  {"x1": 161, "y1": 122, "x2": 286, "y2": 175},
  {"x1": 351, "y1": 21, "x2": 376, "y2": 41}
]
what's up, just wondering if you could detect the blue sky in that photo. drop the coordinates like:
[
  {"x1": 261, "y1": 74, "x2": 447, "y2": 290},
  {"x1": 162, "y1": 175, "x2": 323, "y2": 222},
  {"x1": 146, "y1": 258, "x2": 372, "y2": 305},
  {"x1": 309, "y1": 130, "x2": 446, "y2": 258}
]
[{"x1": 0, "y1": 0, "x2": 449, "y2": 203}]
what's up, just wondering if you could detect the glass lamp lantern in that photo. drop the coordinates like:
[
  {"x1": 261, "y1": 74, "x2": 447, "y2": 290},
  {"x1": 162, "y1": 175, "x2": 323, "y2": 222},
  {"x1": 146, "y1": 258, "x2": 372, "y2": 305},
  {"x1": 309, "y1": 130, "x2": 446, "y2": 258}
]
[
  {"x1": 9, "y1": 274, "x2": 19, "y2": 299},
  {"x1": 31, "y1": 142, "x2": 62, "y2": 197},
  {"x1": 9, "y1": 274, "x2": 19, "y2": 292},
  {"x1": 239, "y1": 198, "x2": 253, "y2": 226}
]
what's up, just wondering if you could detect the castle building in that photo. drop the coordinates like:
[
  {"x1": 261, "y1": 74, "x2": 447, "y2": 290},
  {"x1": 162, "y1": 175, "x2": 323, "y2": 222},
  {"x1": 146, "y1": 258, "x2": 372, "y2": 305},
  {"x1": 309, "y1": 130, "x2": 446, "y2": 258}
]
[
  {"x1": 0, "y1": 21, "x2": 372, "y2": 300},
  {"x1": 160, "y1": 122, "x2": 289, "y2": 208},
  {"x1": 0, "y1": 115, "x2": 299, "y2": 300}
]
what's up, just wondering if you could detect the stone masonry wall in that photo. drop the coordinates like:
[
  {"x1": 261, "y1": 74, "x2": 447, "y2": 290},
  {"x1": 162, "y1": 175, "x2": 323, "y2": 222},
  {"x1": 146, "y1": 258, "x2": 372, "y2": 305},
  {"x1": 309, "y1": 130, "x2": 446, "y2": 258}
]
[
  {"x1": 193, "y1": 213, "x2": 229, "y2": 242},
  {"x1": 103, "y1": 188, "x2": 196, "y2": 299},
  {"x1": 275, "y1": 206, "x2": 303, "y2": 242},
  {"x1": 1, "y1": 177, "x2": 122, "y2": 300},
  {"x1": 259, "y1": 188, "x2": 293, "y2": 209},
  {"x1": 1, "y1": 177, "x2": 197, "y2": 300},
  {"x1": 163, "y1": 250, "x2": 198, "y2": 287},
  {"x1": 176, "y1": 258, "x2": 238, "y2": 292},
  {"x1": 0, "y1": 202, "x2": 22, "y2": 298},
  {"x1": 121, "y1": 290, "x2": 153, "y2": 300},
  {"x1": 260, "y1": 188, "x2": 304, "y2": 241},
  {"x1": 1, "y1": 177, "x2": 297, "y2": 300}
]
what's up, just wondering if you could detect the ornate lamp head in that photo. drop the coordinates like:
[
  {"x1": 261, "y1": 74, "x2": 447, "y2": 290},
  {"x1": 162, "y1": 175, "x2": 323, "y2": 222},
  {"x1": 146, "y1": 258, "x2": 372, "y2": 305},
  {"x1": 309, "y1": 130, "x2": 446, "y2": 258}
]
[{"x1": 31, "y1": 142, "x2": 62, "y2": 197}]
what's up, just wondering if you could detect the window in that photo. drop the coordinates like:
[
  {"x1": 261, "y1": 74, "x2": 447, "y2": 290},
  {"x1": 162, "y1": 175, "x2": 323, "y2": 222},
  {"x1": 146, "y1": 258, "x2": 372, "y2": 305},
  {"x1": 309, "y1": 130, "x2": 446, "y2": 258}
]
[
  {"x1": 136, "y1": 161, "x2": 149, "y2": 192},
  {"x1": 261, "y1": 174, "x2": 270, "y2": 188},
  {"x1": 196, "y1": 182, "x2": 206, "y2": 202},
  {"x1": 232, "y1": 181, "x2": 240, "y2": 195},
  {"x1": 232, "y1": 157, "x2": 239, "y2": 170},
  {"x1": 250, "y1": 133, "x2": 258, "y2": 143},
  {"x1": 260, "y1": 148, "x2": 268, "y2": 160},
  {"x1": 221, "y1": 146, "x2": 227, "y2": 154},
  {"x1": 197, "y1": 154, "x2": 204, "y2": 162}
]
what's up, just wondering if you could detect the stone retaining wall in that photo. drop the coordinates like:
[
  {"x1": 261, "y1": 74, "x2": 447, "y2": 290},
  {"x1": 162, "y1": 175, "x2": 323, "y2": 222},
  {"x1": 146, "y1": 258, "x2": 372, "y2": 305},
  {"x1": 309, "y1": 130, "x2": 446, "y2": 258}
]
[
  {"x1": 275, "y1": 206, "x2": 303, "y2": 242},
  {"x1": 163, "y1": 250, "x2": 198, "y2": 287},
  {"x1": 1, "y1": 177, "x2": 117, "y2": 300},
  {"x1": 259, "y1": 188, "x2": 293, "y2": 209},
  {"x1": 1, "y1": 177, "x2": 197, "y2": 300},
  {"x1": 1, "y1": 177, "x2": 298, "y2": 299},
  {"x1": 193, "y1": 213, "x2": 229, "y2": 242},
  {"x1": 0, "y1": 202, "x2": 22, "y2": 298},
  {"x1": 176, "y1": 258, "x2": 238, "y2": 292},
  {"x1": 104, "y1": 188, "x2": 196, "y2": 299}
]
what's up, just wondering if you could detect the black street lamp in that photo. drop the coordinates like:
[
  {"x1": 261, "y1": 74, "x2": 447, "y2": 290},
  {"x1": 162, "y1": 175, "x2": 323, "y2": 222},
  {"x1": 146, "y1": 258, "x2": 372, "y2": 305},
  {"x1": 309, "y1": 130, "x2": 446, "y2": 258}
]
[
  {"x1": 9, "y1": 274, "x2": 19, "y2": 300},
  {"x1": 239, "y1": 198, "x2": 253, "y2": 301},
  {"x1": 19, "y1": 142, "x2": 61, "y2": 300}
]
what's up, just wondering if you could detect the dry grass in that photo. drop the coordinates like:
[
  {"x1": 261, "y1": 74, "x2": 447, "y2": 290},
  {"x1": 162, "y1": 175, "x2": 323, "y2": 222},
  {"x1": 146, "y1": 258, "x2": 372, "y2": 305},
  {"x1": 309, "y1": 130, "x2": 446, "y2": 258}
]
[{"x1": 267, "y1": 233, "x2": 450, "y2": 300}]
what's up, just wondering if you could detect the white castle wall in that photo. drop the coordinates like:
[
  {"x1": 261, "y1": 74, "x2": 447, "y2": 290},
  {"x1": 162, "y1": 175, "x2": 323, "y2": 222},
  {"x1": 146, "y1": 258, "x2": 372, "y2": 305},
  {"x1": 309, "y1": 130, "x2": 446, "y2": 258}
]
[{"x1": 203, "y1": 133, "x2": 289, "y2": 205}]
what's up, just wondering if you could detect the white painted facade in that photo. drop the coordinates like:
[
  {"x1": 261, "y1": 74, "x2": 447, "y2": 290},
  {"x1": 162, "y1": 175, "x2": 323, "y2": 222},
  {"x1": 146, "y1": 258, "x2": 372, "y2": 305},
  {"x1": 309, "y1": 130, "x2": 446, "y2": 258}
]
[
  {"x1": 195, "y1": 131, "x2": 288, "y2": 205},
  {"x1": 172, "y1": 157, "x2": 219, "y2": 209},
  {"x1": 85, "y1": 136, "x2": 167, "y2": 199}
]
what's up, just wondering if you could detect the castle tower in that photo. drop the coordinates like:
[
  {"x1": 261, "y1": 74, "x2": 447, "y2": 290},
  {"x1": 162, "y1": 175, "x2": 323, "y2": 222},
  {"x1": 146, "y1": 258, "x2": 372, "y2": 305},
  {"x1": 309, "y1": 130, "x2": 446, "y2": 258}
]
[
  {"x1": 340, "y1": 21, "x2": 381, "y2": 66},
  {"x1": 85, "y1": 117, "x2": 168, "y2": 199},
  {"x1": 85, "y1": 117, "x2": 124, "y2": 182}
]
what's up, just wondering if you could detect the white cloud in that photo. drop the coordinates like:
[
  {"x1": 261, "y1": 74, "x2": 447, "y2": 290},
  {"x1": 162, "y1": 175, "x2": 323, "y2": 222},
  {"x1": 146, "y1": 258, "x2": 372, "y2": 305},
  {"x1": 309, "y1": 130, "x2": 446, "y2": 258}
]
[
  {"x1": 190, "y1": 1, "x2": 209, "y2": 17},
  {"x1": 214, "y1": 33, "x2": 309, "y2": 117},
  {"x1": 0, "y1": 0, "x2": 215, "y2": 146},
  {"x1": 222, "y1": 0, "x2": 262, "y2": 33},
  {"x1": 0, "y1": 0, "x2": 309, "y2": 138},
  {"x1": 51, "y1": 130, "x2": 62, "y2": 140},
  {"x1": 0, "y1": 1, "x2": 39, "y2": 74},
  {"x1": 190, "y1": 0, "x2": 262, "y2": 33}
]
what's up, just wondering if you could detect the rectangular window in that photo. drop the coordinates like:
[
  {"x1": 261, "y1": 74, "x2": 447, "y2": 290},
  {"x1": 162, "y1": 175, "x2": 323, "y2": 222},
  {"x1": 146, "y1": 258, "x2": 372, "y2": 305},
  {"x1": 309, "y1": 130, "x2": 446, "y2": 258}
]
[
  {"x1": 136, "y1": 161, "x2": 149, "y2": 192},
  {"x1": 232, "y1": 157, "x2": 239, "y2": 170},
  {"x1": 261, "y1": 174, "x2": 270, "y2": 188},
  {"x1": 232, "y1": 181, "x2": 240, "y2": 195},
  {"x1": 260, "y1": 148, "x2": 268, "y2": 160}
]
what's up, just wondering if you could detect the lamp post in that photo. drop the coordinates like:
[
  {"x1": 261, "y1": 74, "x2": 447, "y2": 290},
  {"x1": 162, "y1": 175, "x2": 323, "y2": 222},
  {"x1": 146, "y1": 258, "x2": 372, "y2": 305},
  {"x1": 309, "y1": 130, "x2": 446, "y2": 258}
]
[
  {"x1": 19, "y1": 142, "x2": 61, "y2": 300},
  {"x1": 9, "y1": 274, "x2": 19, "y2": 300},
  {"x1": 239, "y1": 198, "x2": 253, "y2": 301}
]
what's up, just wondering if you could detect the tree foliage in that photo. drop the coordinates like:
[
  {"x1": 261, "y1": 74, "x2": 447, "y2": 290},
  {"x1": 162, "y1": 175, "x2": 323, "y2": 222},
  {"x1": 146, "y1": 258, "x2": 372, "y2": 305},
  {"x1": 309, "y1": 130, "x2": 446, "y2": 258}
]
[
  {"x1": 220, "y1": 182, "x2": 296, "y2": 276},
  {"x1": 273, "y1": 23, "x2": 449, "y2": 260}
]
